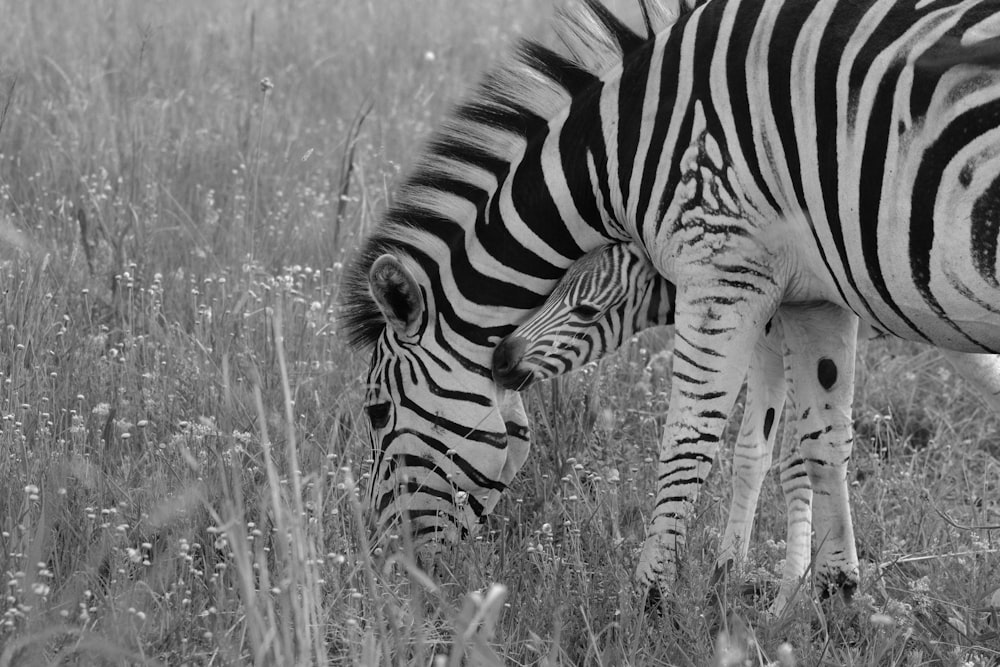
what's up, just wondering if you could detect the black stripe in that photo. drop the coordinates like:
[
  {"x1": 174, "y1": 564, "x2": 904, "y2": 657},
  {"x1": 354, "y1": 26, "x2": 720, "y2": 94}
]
[
  {"x1": 970, "y1": 175, "x2": 1000, "y2": 288},
  {"x1": 768, "y1": 0, "x2": 815, "y2": 213},
  {"x1": 680, "y1": 390, "x2": 727, "y2": 400},
  {"x1": 675, "y1": 331, "x2": 724, "y2": 356},
  {"x1": 394, "y1": 374, "x2": 509, "y2": 448},
  {"x1": 561, "y1": 82, "x2": 619, "y2": 241},
  {"x1": 910, "y1": 99, "x2": 1000, "y2": 350},
  {"x1": 618, "y1": 42, "x2": 655, "y2": 209},
  {"x1": 408, "y1": 354, "x2": 492, "y2": 406},
  {"x1": 657, "y1": 110, "x2": 696, "y2": 231},
  {"x1": 858, "y1": 62, "x2": 930, "y2": 339},
  {"x1": 635, "y1": 9, "x2": 689, "y2": 235},
  {"x1": 687, "y1": 0, "x2": 727, "y2": 149},
  {"x1": 581, "y1": 0, "x2": 646, "y2": 54},
  {"x1": 673, "y1": 348, "x2": 714, "y2": 372},
  {"x1": 909, "y1": 3, "x2": 999, "y2": 122},
  {"x1": 518, "y1": 42, "x2": 596, "y2": 96},
  {"x1": 813, "y1": 0, "x2": 893, "y2": 333},
  {"x1": 383, "y1": 430, "x2": 507, "y2": 491},
  {"x1": 726, "y1": 0, "x2": 778, "y2": 212},
  {"x1": 660, "y1": 451, "x2": 715, "y2": 467},
  {"x1": 431, "y1": 315, "x2": 493, "y2": 379},
  {"x1": 511, "y1": 136, "x2": 587, "y2": 261},
  {"x1": 595, "y1": 322, "x2": 610, "y2": 353},
  {"x1": 673, "y1": 371, "x2": 708, "y2": 385}
]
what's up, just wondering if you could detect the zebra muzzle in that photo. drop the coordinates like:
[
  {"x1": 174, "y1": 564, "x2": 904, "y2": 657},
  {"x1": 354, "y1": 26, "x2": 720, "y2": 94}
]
[{"x1": 492, "y1": 335, "x2": 536, "y2": 390}]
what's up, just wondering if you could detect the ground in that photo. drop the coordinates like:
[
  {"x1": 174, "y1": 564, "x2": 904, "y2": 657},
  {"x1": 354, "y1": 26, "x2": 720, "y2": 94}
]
[{"x1": 0, "y1": 0, "x2": 997, "y2": 664}]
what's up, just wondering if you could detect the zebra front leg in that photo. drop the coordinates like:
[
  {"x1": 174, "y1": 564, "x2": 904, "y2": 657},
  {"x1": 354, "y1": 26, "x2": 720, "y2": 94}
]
[
  {"x1": 713, "y1": 327, "x2": 786, "y2": 585},
  {"x1": 636, "y1": 281, "x2": 780, "y2": 597},
  {"x1": 779, "y1": 304, "x2": 860, "y2": 603}
]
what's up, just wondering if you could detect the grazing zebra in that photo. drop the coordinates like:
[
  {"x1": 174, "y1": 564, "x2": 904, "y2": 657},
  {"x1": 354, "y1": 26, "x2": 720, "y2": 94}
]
[
  {"x1": 495, "y1": 241, "x2": 1000, "y2": 610},
  {"x1": 340, "y1": 0, "x2": 1000, "y2": 601}
]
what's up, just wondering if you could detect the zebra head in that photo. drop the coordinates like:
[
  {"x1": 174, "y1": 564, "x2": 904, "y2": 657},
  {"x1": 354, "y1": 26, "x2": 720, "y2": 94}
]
[
  {"x1": 339, "y1": 0, "x2": 691, "y2": 562},
  {"x1": 493, "y1": 243, "x2": 675, "y2": 390},
  {"x1": 360, "y1": 253, "x2": 531, "y2": 548}
]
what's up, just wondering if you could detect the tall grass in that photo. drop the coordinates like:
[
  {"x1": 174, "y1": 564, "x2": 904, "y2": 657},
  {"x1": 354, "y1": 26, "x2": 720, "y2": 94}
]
[{"x1": 0, "y1": 0, "x2": 998, "y2": 663}]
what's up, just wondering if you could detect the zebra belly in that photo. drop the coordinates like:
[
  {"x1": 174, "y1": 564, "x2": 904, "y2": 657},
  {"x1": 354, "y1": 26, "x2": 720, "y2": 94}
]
[{"x1": 825, "y1": 219, "x2": 1000, "y2": 353}]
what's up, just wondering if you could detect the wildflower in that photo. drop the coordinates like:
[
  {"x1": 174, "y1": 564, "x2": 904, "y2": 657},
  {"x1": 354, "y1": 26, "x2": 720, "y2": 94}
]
[
  {"x1": 870, "y1": 613, "x2": 894, "y2": 627},
  {"x1": 260, "y1": 78, "x2": 273, "y2": 93},
  {"x1": 775, "y1": 643, "x2": 795, "y2": 667}
]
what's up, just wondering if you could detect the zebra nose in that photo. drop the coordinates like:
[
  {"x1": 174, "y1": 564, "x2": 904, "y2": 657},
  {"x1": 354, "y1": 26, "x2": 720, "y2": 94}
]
[{"x1": 492, "y1": 336, "x2": 534, "y2": 390}]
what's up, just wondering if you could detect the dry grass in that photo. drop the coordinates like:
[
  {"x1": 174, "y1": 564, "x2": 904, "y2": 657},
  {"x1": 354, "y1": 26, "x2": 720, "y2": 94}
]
[{"x1": 0, "y1": 0, "x2": 998, "y2": 664}]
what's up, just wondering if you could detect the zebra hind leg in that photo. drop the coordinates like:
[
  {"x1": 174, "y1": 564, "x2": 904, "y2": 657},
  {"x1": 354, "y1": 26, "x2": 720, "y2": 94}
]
[
  {"x1": 778, "y1": 304, "x2": 860, "y2": 605},
  {"x1": 940, "y1": 350, "x2": 1000, "y2": 413},
  {"x1": 711, "y1": 328, "x2": 786, "y2": 594},
  {"x1": 769, "y1": 405, "x2": 814, "y2": 615}
]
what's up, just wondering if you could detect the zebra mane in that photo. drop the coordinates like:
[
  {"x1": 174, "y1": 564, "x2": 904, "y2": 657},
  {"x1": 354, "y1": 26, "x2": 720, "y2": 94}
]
[{"x1": 340, "y1": 0, "x2": 691, "y2": 349}]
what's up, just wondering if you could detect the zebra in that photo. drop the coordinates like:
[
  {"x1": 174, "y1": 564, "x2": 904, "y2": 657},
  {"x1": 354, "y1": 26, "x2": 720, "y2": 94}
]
[
  {"x1": 340, "y1": 0, "x2": 1000, "y2": 601},
  {"x1": 494, "y1": 241, "x2": 1000, "y2": 610}
]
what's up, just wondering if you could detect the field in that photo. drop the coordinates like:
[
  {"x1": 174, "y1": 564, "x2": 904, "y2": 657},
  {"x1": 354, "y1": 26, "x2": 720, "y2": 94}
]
[{"x1": 0, "y1": 0, "x2": 999, "y2": 664}]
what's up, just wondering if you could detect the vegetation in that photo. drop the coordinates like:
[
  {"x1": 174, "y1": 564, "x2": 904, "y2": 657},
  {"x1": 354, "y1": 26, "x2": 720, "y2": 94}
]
[{"x1": 0, "y1": 0, "x2": 997, "y2": 663}]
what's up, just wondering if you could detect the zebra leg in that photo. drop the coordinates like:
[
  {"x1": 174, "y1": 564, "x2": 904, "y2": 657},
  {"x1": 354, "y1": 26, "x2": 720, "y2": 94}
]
[
  {"x1": 771, "y1": 406, "x2": 814, "y2": 614},
  {"x1": 635, "y1": 281, "x2": 780, "y2": 595},
  {"x1": 778, "y1": 304, "x2": 860, "y2": 602},
  {"x1": 712, "y1": 325, "x2": 786, "y2": 584},
  {"x1": 940, "y1": 351, "x2": 1000, "y2": 412}
]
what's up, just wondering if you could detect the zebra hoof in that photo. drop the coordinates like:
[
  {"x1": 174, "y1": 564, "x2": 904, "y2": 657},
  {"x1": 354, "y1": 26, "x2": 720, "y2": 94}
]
[
  {"x1": 816, "y1": 568, "x2": 859, "y2": 603},
  {"x1": 634, "y1": 534, "x2": 678, "y2": 587},
  {"x1": 644, "y1": 584, "x2": 664, "y2": 616},
  {"x1": 709, "y1": 558, "x2": 735, "y2": 588},
  {"x1": 708, "y1": 562, "x2": 775, "y2": 611},
  {"x1": 643, "y1": 584, "x2": 681, "y2": 624}
]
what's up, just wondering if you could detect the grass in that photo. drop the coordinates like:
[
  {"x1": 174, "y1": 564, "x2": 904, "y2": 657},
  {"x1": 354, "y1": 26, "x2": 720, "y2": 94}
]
[{"x1": 0, "y1": 0, "x2": 998, "y2": 663}]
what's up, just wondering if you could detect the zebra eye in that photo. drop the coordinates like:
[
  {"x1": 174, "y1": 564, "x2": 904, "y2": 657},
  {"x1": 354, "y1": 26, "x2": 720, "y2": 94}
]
[
  {"x1": 570, "y1": 304, "x2": 602, "y2": 321},
  {"x1": 365, "y1": 402, "x2": 391, "y2": 430}
]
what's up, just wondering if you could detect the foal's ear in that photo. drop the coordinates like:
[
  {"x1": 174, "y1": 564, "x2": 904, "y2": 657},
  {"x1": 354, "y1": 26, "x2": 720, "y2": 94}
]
[{"x1": 369, "y1": 254, "x2": 425, "y2": 338}]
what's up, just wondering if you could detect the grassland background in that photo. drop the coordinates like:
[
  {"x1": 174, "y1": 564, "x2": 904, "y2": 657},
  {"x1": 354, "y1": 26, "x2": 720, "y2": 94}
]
[{"x1": 0, "y1": 0, "x2": 998, "y2": 664}]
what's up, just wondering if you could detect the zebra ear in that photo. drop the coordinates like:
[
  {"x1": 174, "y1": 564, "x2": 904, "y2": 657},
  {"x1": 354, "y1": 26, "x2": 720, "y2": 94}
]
[{"x1": 369, "y1": 254, "x2": 425, "y2": 338}]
